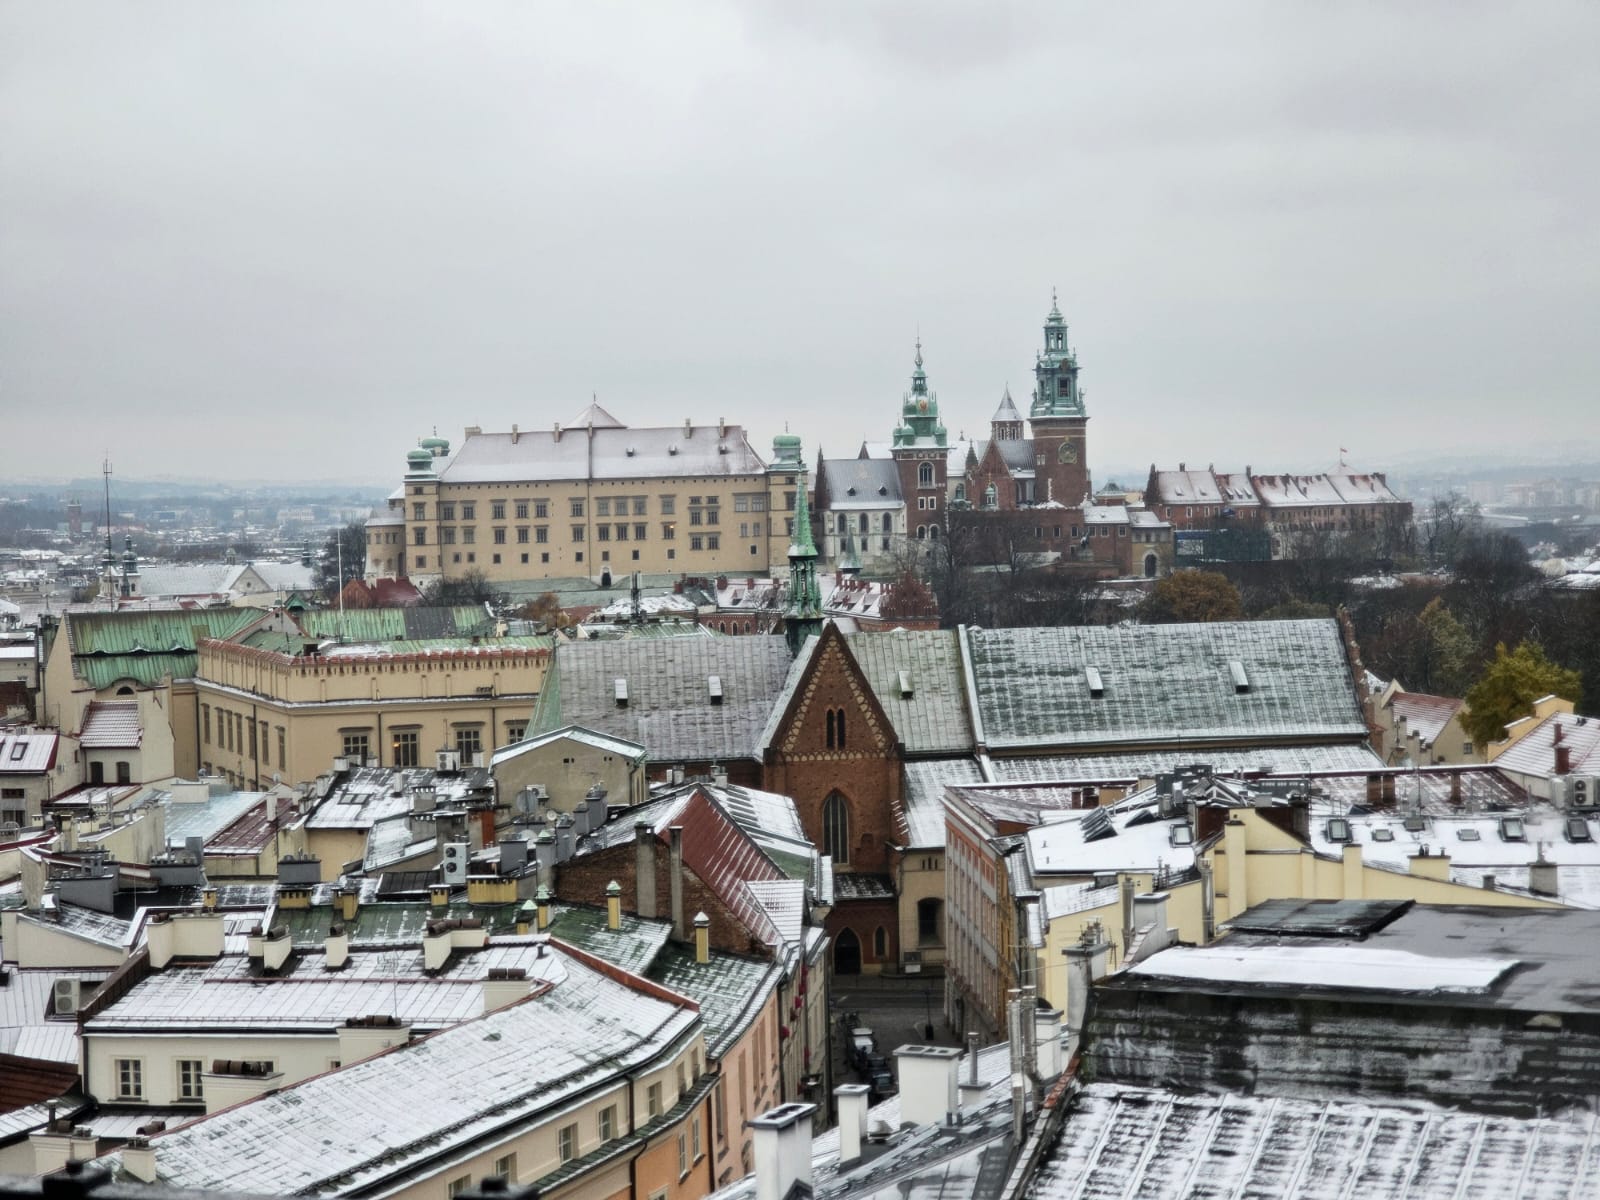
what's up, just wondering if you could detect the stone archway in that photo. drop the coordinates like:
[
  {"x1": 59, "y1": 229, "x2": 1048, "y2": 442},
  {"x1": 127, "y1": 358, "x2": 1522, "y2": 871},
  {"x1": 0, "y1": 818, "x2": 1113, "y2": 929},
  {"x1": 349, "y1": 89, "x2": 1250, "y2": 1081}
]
[
  {"x1": 834, "y1": 928, "x2": 862, "y2": 976},
  {"x1": 1143, "y1": 553, "x2": 1159, "y2": 579}
]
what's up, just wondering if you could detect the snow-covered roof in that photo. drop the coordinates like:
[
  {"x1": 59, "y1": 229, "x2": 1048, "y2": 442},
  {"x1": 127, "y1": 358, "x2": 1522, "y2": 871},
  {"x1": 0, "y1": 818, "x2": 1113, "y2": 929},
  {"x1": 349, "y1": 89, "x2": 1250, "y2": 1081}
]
[
  {"x1": 1129, "y1": 942, "x2": 1514, "y2": 994},
  {"x1": 1024, "y1": 791, "x2": 1198, "y2": 878},
  {"x1": 1494, "y1": 712, "x2": 1600, "y2": 779},
  {"x1": 490, "y1": 724, "x2": 646, "y2": 766},
  {"x1": 106, "y1": 945, "x2": 701, "y2": 1195},
  {"x1": 438, "y1": 422, "x2": 767, "y2": 484},
  {"x1": 818, "y1": 456, "x2": 902, "y2": 511},
  {"x1": 1388, "y1": 690, "x2": 1464, "y2": 746},
  {"x1": 1030, "y1": 1083, "x2": 1600, "y2": 1199},
  {"x1": 0, "y1": 728, "x2": 58, "y2": 774},
  {"x1": 1149, "y1": 467, "x2": 1225, "y2": 504},
  {"x1": 78, "y1": 700, "x2": 141, "y2": 748}
]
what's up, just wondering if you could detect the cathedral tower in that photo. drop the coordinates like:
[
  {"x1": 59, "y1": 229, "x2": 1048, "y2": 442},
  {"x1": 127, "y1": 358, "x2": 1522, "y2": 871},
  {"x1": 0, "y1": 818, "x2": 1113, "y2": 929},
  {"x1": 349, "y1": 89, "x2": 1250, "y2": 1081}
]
[{"x1": 1028, "y1": 291, "x2": 1091, "y2": 505}]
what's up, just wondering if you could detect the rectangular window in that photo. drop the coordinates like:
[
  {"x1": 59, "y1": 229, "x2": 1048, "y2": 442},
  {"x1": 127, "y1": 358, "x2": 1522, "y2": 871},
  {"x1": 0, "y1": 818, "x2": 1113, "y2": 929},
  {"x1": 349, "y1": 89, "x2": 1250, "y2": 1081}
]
[
  {"x1": 413, "y1": 503, "x2": 426, "y2": 521},
  {"x1": 115, "y1": 1058, "x2": 143, "y2": 1100},
  {"x1": 447, "y1": 1176, "x2": 471, "y2": 1198},
  {"x1": 615, "y1": 523, "x2": 628, "y2": 541},
  {"x1": 493, "y1": 527, "x2": 506, "y2": 544},
  {"x1": 534, "y1": 500, "x2": 548, "y2": 519},
  {"x1": 596, "y1": 497, "x2": 611, "y2": 517},
  {"x1": 570, "y1": 499, "x2": 585, "y2": 518},
  {"x1": 597, "y1": 525, "x2": 611, "y2": 542},
  {"x1": 493, "y1": 1154, "x2": 516, "y2": 1182},
  {"x1": 690, "y1": 534, "x2": 704, "y2": 551},
  {"x1": 514, "y1": 500, "x2": 528, "y2": 519},
  {"x1": 506, "y1": 723, "x2": 525, "y2": 743},
  {"x1": 454, "y1": 728, "x2": 482, "y2": 759},
  {"x1": 659, "y1": 495, "x2": 676, "y2": 515},
  {"x1": 462, "y1": 526, "x2": 476, "y2": 544},
  {"x1": 392, "y1": 731, "x2": 419, "y2": 769},
  {"x1": 541, "y1": 552, "x2": 549, "y2": 563},
  {"x1": 491, "y1": 500, "x2": 506, "y2": 520},
  {"x1": 572, "y1": 526, "x2": 585, "y2": 542},
  {"x1": 734, "y1": 495, "x2": 749, "y2": 512},
  {"x1": 415, "y1": 555, "x2": 427, "y2": 569},
  {"x1": 706, "y1": 506, "x2": 719, "y2": 526},
  {"x1": 692, "y1": 1115, "x2": 701, "y2": 1159},
  {"x1": 177, "y1": 1059, "x2": 204, "y2": 1102},
  {"x1": 492, "y1": 552, "x2": 502, "y2": 564},
  {"x1": 599, "y1": 1104, "x2": 616, "y2": 1141},
  {"x1": 533, "y1": 525, "x2": 548, "y2": 544},
  {"x1": 277, "y1": 726, "x2": 286, "y2": 769},
  {"x1": 633, "y1": 497, "x2": 648, "y2": 515},
  {"x1": 661, "y1": 522, "x2": 676, "y2": 540},
  {"x1": 248, "y1": 720, "x2": 258, "y2": 760},
  {"x1": 202, "y1": 705, "x2": 211, "y2": 744},
  {"x1": 677, "y1": 1132, "x2": 688, "y2": 1177},
  {"x1": 559, "y1": 1123, "x2": 577, "y2": 1163},
  {"x1": 413, "y1": 528, "x2": 427, "y2": 545},
  {"x1": 439, "y1": 501, "x2": 455, "y2": 521},
  {"x1": 635, "y1": 524, "x2": 647, "y2": 540},
  {"x1": 441, "y1": 527, "x2": 457, "y2": 545},
  {"x1": 706, "y1": 534, "x2": 719, "y2": 550},
  {"x1": 516, "y1": 526, "x2": 529, "y2": 543},
  {"x1": 461, "y1": 502, "x2": 476, "y2": 520},
  {"x1": 690, "y1": 508, "x2": 703, "y2": 527},
  {"x1": 648, "y1": 1081, "x2": 663, "y2": 1117},
  {"x1": 342, "y1": 732, "x2": 369, "y2": 761}
]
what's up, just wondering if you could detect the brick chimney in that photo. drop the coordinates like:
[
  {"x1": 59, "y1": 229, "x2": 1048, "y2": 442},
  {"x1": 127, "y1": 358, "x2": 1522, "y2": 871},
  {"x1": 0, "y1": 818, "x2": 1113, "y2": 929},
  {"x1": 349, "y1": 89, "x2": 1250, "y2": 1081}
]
[{"x1": 634, "y1": 821, "x2": 658, "y2": 919}]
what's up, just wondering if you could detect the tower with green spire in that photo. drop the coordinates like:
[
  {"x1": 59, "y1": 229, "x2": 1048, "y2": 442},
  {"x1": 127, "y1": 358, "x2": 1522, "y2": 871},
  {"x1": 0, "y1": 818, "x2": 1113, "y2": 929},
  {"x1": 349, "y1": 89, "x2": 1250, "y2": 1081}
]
[
  {"x1": 1028, "y1": 290, "x2": 1092, "y2": 506},
  {"x1": 784, "y1": 466, "x2": 823, "y2": 657},
  {"x1": 890, "y1": 339, "x2": 950, "y2": 537}
]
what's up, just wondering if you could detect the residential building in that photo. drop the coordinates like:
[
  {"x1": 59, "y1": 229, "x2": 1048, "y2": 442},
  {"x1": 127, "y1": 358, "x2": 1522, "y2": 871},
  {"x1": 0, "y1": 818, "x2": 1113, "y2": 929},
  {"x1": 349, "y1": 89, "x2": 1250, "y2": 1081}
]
[
  {"x1": 0, "y1": 729, "x2": 64, "y2": 830},
  {"x1": 490, "y1": 725, "x2": 650, "y2": 814},
  {"x1": 1489, "y1": 697, "x2": 1600, "y2": 802},
  {"x1": 372, "y1": 402, "x2": 807, "y2": 587},
  {"x1": 1370, "y1": 680, "x2": 1482, "y2": 765}
]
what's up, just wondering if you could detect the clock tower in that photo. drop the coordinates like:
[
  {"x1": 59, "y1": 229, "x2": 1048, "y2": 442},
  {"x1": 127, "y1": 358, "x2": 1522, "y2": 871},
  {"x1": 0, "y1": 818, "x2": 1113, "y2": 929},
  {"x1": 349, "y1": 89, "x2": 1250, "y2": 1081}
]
[
  {"x1": 890, "y1": 339, "x2": 949, "y2": 537},
  {"x1": 1028, "y1": 291, "x2": 1091, "y2": 505}
]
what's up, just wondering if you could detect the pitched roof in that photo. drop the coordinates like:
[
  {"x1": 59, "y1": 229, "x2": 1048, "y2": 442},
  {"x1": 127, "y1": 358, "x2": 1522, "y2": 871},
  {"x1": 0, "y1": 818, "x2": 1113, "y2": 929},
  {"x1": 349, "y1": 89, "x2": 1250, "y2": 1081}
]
[
  {"x1": 64, "y1": 607, "x2": 263, "y2": 688},
  {"x1": 439, "y1": 423, "x2": 767, "y2": 485},
  {"x1": 846, "y1": 629, "x2": 972, "y2": 756},
  {"x1": 1495, "y1": 712, "x2": 1600, "y2": 778},
  {"x1": 818, "y1": 457, "x2": 903, "y2": 510},
  {"x1": 110, "y1": 947, "x2": 700, "y2": 1195},
  {"x1": 491, "y1": 724, "x2": 646, "y2": 766},
  {"x1": 1388, "y1": 690, "x2": 1464, "y2": 746},
  {"x1": 991, "y1": 388, "x2": 1022, "y2": 423},
  {"x1": 0, "y1": 730, "x2": 58, "y2": 774},
  {"x1": 78, "y1": 701, "x2": 142, "y2": 748},
  {"x1": 964, "y1": 619, "x2": 1366, "y2": 751},
  {"x1": 532, "y1": 636, "x2": 794, "y2": 763}
]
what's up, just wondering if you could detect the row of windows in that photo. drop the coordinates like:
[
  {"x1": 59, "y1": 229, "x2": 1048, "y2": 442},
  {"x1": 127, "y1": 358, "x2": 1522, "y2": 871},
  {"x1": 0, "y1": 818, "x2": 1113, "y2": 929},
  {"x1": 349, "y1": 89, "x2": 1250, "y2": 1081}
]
[
  {"x1": 201, "y1": 706, "x2": 287, "y2": 772},
  {"x1": 114, "y1": 1057, "x2": 208, "y2": 1102}
]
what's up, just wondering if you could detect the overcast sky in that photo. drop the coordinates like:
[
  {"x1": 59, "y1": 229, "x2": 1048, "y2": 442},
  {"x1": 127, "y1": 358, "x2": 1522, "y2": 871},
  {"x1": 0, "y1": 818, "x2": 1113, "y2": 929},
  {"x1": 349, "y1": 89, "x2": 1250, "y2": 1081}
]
[{"x1": 3, "y1": 2, "x2": 1597, "y2": 487}]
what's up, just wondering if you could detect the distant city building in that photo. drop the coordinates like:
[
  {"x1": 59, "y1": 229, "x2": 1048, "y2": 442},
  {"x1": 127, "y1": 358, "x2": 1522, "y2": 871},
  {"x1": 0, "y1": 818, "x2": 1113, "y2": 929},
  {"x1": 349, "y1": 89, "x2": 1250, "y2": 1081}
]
[{"x1": 368, "y1": 402, "x2": 807, "y2": 587}]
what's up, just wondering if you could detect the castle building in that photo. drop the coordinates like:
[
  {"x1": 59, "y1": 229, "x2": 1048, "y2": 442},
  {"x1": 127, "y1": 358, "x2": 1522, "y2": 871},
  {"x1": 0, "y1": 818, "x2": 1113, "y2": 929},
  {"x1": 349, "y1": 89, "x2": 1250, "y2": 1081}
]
[{"x1": 368, "y1": 402, "x2": 807, "y2": 587}]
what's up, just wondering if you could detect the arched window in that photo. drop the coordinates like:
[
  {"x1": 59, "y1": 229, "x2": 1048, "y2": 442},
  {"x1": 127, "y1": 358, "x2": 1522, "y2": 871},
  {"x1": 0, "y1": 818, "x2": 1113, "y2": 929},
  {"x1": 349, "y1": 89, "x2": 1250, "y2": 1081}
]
[
  {"x1": 834, "y1": 928, "x2": 861, "y2": 975},
  {"x1": 823, "y1": 791, "x2": 851, "y2": 864},
  {"x1": 918, "y1": 462, "x2": 934, "y2": 488},
  {"x1": 858, "y1": 514, "x2": 868, "y2": 534},
  {"x1": 825, "y1": 708, "x2": 847, "y2": 750},
  {"x1": 873, "y1": 926, "x2": 888, "y2": 959},
  {"x1": 115, "y1": 685, "x2": 135, "y2": 697},
  {"x1": 881, "y1": 513, "x2": 892, "y2": 532},
  {"x1": 916, "y1": 526, "x2": 926, "y2": 540},
  {"x1": 929, "y1": 525, "x2": 940, "y2": 540}
]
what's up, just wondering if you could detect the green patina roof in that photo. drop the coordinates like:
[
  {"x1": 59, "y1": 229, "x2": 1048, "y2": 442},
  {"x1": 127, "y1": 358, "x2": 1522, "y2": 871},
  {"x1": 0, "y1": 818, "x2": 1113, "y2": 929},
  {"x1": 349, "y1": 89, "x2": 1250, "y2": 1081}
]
[
  {"x1": 68, "y1": 608, "x2": 262, "y2": 687},
  {"x1": 294, "y1": 606, "x2": 495, "y2": 642},
  {"x1": 648, "y1": 943, "x2": 782, "y2": 1056},
  {"x1": 546, "y1": 904, "x2": 671, "y2": 976},
  {"x1": 278, "y1": 900, "x2": 522, "y2": 948}
]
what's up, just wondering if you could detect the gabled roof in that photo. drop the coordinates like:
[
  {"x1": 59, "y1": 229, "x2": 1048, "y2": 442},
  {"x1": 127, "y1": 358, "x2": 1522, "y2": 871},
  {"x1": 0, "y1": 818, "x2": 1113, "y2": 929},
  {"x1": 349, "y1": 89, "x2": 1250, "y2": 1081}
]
[
  {"x1": 991, "y1": 388, "x2": 1022, "y2": 424},
  {"x1": 532, "y1": 636, "x2": 794, "y2": 764},
  {"x1": 1388, "y1": 690, "x2": 1464, "y2": 746},
  {"x1": 964, "y1": 619, "x2": 1366, "y2": 751},
  {"x1": 817, "y1": 457, "x2": 902, "y2": 511},
  {"x1": 846, "y1": 629, "x2": 971, "y2": 756},
  {"x1": 439, "y1": 422, "x2": 767, "y2": 484},
  {"x1": 1495, "y1": 711, "x2": 1600, "y2": 778},
  {"x1": 568, "y1": 399, "x2": 625, "y2": 428},
  {"x1": 0, "y1": 730, "x2": 58, "y2": 774},
  {"x1": 1149, "y1": 467, "x2": 1225, "y2": 504},
  {"x1": 78, "y1": 701, "x2": 141, "y2": 748},
  {"x1": 490, "y1": 724, "x2": 646, "y2": 766}
]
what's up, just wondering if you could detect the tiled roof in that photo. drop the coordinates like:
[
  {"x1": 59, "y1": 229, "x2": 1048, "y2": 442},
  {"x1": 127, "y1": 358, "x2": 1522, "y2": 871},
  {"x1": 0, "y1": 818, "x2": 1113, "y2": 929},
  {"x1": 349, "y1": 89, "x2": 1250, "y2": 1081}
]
[
  {"x1": 532, "y1": 636, "x2": 794, "y2": 764},
  {"x1": 1031, "y1": 1084, "x2": 1600, "y2": 1199},
  {"x1": 986, "y1": 743, "x2": 1384, "y2": 784},
  {"x1": 649, "y1": 944, "x2": 782, "y2": 1057},
  {"x1": 1495, "y1": 712, "x2": 1600, "y2": 778},
  {"x1": 901, "y1": 758, "x2": 986, "y2": 847},
  {"x1": 490, "y1": 724, "x2": 645, "y2": 766},
  {"x1": 818, "y1": 457, "x2": 902, "y2": 510},
  {"x1": 1389, "y1": 691, "x2": 1464, "y2": 746},
  {"x1": 964, "y1": 619, "x2": 1366, "y2": 751},
  {"x1": 110, "y1": 947, "x2": 700, "y2": 1194},
  {"x1": 78, "y1": 701, "x2": 142, "y2": 748},
  {"x1": 438, "y1": 423, "x2": 767, "y2": 484},
  {"x1": 1149, "y1": 467, "x2": 1225, "y2": 504}
]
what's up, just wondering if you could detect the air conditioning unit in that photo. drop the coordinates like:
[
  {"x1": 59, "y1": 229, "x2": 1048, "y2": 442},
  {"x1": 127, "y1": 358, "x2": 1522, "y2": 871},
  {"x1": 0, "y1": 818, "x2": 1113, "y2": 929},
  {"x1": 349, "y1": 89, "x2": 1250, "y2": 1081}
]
[
  {"x1": 435, "y1": 750, "x2": 461, "y2": 773},
  {"x1": 440, "y1": 841, "x2": 469, "y2": 885},
  {"x1": 1568, "y1": 775, "x2": 1599, "y2": 809},
  {"x1": 53, "y1": 978, "x2": 81, "y2": 1016},
  {"x1": 471, "y1": 752, "x2": 486, "y2": 769}
]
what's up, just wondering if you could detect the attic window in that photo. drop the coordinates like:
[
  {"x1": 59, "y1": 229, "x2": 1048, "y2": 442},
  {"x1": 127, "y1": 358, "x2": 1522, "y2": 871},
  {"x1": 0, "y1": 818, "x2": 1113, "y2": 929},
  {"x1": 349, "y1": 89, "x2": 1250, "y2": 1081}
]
[
  {"x1": 708, "y1": 675, "x2": 724, "y2": 706},
  {"x1": 1402, "y1": 816, "x2": 1426, "y2": 833},
  {"x1": 1228, "y1": 661, "x2": 1250, "y2": 694},
  {"x1": 1085, "y1": 666, "x2": 1104, "y2": 699},
  {"x1": 846, "y1": 487, "x2": 857, "y2": 496},
  {"x1": 1457, "y1": 828, "x2": 1481, "y2": 841},
  {"x1": 1325, "y1": 818, "x2": 1352, "y2": 844},
  {"x1": 1169, "y1": 824, "x2": 1194, "y2": 848},
  {"x1": 1498, "y1": 816, "x2": 1526, "y2": 843},
  {"x1": 1566, "y1": 816, "x2": 1593, "y2": 843},
  {"x1": 1371, "y1": 828, "x2": 1395, "y2": 842},
  {"x1": 9, "y1": 743, "x2": 25, "y2": 761},
  {"x1": 614, "y1": 678, "x2": 629, "y2": 707},
  {"x1": 878, "y1": 486, "x2": 888, "y2": 496},
  {"x1": 898, "y1": 670, "x2": 913, "y2": 699}
]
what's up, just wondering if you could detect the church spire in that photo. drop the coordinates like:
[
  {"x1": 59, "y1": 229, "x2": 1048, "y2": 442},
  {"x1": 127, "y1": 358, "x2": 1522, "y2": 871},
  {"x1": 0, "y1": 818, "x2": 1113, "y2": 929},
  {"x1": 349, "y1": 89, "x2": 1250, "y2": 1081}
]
[
  {"x1": 893, "y1": 337, "x2": 947, "y2": 449},
  {"x1": 784, "y1": 466, "x2": 823, "y2": 657}
]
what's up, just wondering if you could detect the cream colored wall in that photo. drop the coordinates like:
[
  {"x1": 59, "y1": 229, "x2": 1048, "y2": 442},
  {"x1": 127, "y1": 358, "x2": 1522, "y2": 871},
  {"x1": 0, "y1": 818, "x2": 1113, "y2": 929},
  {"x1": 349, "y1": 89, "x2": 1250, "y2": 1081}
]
[
  {"x1": 1489, "y1": 696, "x2": 1577, "y2": 761},
  {"x1": 85, "y1": 1032, "x2": 343, "y2": 1107},
  {"x1": 305, "y1": 828, "x2": 370, "y2": 883},
  {"x1": 896, "y1": 849, "x2": 946, "y2": 969},
  {"x1": 8, "y1": 919, "x2": 127, "y2": 969},
  {"x1": 492, "y1": 736, "x2": 646, "y2": 814}
]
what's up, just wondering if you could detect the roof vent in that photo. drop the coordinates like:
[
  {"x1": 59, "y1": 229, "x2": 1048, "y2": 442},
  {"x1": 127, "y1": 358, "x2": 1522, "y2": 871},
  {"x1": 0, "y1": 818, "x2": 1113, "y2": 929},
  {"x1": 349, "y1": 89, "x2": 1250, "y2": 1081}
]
[
  {"x1": 1081, "y1": 808, "x2": 1116, "y2": 843},
  {"x1": 898, "y1": 670, "x2": 913, "y2": 699},
  {"x1": 708, "y1": 675, "x2": 724, "y2": 706},
  {"x1": 878, "y1": 485, "x2": 888, "y2": 496},
  {"x1": 669, "y1": 445, "x2": 679, "y2": 455},
  {"x1": 1085, "y1": 666, "x2": 1105, "y2": 699},
  {"x1": 626, "y1": 447, "x2": 636, "y2": 457},
  {"x1": 847, "y1": 487, "x2": 856, "y2": 496},
  {"x1": 614, "y1": 678, "x2": 629, "y2": 707},
  {"x1": 1228, "y1": 660, "x2": 1250, "y2": 694}
]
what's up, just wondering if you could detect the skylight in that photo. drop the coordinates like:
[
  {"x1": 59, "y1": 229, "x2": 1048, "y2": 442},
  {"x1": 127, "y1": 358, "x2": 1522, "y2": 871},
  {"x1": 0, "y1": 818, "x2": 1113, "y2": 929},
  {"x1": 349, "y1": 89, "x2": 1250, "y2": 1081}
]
[
  {"x1": 1326, "y1": 818, "x2": 1352, "y2": 843},
  {"x1": 1457, "y1": 828, "x2": 1481, "y2": 841},
  {"x1": 1566, "y1": 816, "x2": 1593, "y2": 843},
  {"x1": 1371, "y1": 828, "x2": 1395, "y2": 842},
  {"x1": 1498, "y1": 816, "x2": 1526, "y2": 843},
  {"x1": 1085, "y1": 666, "x2": 1105, "y2": 699},
  {"x1": 1228, "y1": 660, "x2": 1250, "y2": 694},
  {"x1": 1403, "y1": 816, "x2": 1426, "y2": 833}
]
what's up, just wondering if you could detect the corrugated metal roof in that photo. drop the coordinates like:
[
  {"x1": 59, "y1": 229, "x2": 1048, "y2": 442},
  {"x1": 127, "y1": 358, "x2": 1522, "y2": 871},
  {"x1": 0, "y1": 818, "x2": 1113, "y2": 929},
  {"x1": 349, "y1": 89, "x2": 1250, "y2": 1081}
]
[
  {"x1": 649, "y1": 944, "x2": 781, "y2": 1057},
  {"x1": 66, "y1": 608, "x2": 262, "y2": 688},
  {"x1": 965, "y1": 620, "x2": 1366, "y2": 751},
  {"x1": 114, "y1": 947, "x2": 700, "y2": 1194},
  {"x1": 290, "y1": 605, "x2": 494, "y2": 643},
  {"x1": 848, "y1": 629, "x2": 972, "y2": 756},
  {"x1": 0, "y1": 730, "x2": 58, "y2": 774},
  {"x1": 533, "y1": 636, "x2": 793, "y2": 763}
]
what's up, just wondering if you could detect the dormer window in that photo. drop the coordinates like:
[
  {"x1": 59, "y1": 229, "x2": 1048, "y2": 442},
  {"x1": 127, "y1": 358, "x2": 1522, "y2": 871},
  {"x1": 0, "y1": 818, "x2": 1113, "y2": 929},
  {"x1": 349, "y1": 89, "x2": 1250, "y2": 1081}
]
[{"x1": 1228, "y1": 661, "x2": 1250, "y2": 694}]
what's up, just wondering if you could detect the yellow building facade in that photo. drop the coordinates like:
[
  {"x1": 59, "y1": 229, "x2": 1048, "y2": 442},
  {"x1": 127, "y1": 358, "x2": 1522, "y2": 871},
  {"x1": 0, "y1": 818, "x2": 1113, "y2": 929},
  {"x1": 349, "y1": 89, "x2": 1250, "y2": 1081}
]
[
  {"x1": 372, "y1": 406, "x2": 809, "y2": 586},
  {"x1": 192, "y1": 637, "x2": 551, "y2": 789}
]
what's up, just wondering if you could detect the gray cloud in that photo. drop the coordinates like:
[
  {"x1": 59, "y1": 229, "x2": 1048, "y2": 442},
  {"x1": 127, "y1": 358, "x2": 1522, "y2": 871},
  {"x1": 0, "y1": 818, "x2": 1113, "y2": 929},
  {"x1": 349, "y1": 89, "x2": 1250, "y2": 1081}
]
[{"x1": 2, "y1": 1, "x2": 1596, "y2": 485}]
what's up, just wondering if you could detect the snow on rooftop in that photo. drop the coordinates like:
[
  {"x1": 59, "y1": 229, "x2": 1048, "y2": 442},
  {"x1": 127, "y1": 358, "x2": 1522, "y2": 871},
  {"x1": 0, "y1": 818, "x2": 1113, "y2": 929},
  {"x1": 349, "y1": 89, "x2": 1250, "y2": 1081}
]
[{"x1": 1127, "y1": 943, "x2": 1516, "y2": 994}]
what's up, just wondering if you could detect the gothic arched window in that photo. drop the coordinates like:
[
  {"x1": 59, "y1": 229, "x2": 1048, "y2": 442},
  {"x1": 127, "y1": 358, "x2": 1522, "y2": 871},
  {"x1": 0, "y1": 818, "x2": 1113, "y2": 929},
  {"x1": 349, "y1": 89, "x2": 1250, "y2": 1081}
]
[
  {"x1": 825, "y1": 708, "x2": 847, "y2": 750},
  {"x1": 823, "y1": 792, "x2": 851, "y2": 864},
  {"x1": 918, "y1": 462, "x2": 934, "y2": 488}
]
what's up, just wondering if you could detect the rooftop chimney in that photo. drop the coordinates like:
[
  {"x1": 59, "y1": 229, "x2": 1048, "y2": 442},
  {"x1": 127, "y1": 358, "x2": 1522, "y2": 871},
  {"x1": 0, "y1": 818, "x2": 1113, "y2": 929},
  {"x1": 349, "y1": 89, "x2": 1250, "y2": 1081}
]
[
  {"x1": 835, "y1": 1084, "x2": 870, "y2": 1165},
  {"x1": 483, "y1": 966, "x2": 531, "y2": 1013},
  {"x1": 669, "y1": 825, "x2": 686, "y2": 939},
  {"x1": 122, "y1": 1136, "x2": 157, "y2": 1183},
  {"x1": 750, "y1": 1103, "x2": 816, "y2": 1200},
  {"x1": 1557, "y1": 744, "x2": 1573, "y2": 775},
  {"x1": 893, "y1": 1045, "x2": 962, "y2": 1127},
  {"x1": 635, "y1": 821, "x2": 658, "y2": 919},
  {"x1": 261, "y1": 925, "x2": 292, "y2": 974},
  {"x1": 536, "y1": 885, "x2": 552, "y2": 931},
  {"x1": 694, "y1": 911, "x2": 710, "y2": 963},
  {"x1": 1034, "y1": 1007, "x2": 1065, "y2": 1080},
  {"x1": 606, "y1": 880, "x2": 622, "y2": 930},
  {"x1": 324, "y1": 923, "x2": 349, "y2": 970},
  {"x1": 146, "y1": 913, "x2": 176, "y2": 970},
  {"x1": 1529, "y1": 849, "x2": 1560, "y2": 897},
  {"x1": 958, "y1": 1031, "x2": 987, "y2": 1108}
]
